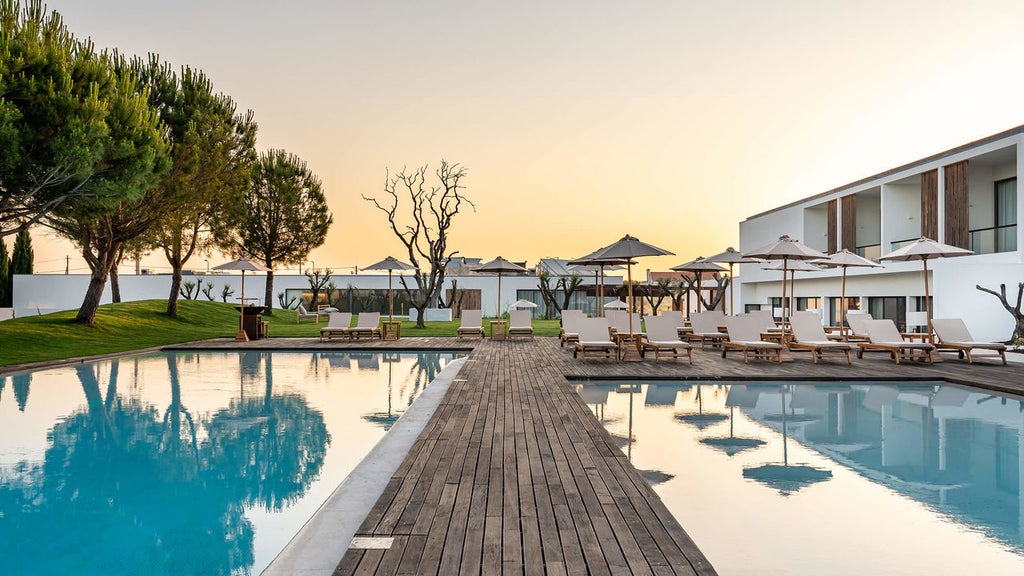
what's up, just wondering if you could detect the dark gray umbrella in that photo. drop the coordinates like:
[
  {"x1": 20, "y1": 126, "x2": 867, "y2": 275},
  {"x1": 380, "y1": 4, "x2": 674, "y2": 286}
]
[
  {"x1": 705, "y1": 247, "x2": 763, "y2": 315},
  {"x1": 474, "y1": 256, "x2": 528, "y2": 317},
  {"x1": 813, "y1": 249, "x2": 882, "y2": 337},
  {"x1": 744, "y1": 235, "x2": 827, "y2": 340},
  {"x1": 879, "y1": 237, "x2": 972, "y2": 337},
  {"x1": 363, "y1": 256, "x2": 415, "y2": 323},
  {"x1": 586, "y1": 235, "x2": 674, "y2": 337},
  {"x1": 671, "y1": 257, "x2": 727, "y2": 317},
  {"x1": 213, "y1": 257, "x2": 272, "y2": 342}
]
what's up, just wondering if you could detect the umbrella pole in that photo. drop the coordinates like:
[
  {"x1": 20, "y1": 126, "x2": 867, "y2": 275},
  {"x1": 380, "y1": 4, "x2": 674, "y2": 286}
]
[
  {"x1": 729, "y1": 263, "x2": 735, "y2": 315},
  {"x1": 840, "y1": 267, "x2": 848, "y2": 339},
  {"x1": 696, "y1": 275, "x2": 702, "y2": 314},
  {"x1": 923, "y1": 258, "x2": 932, "y2": 341},
  {"x1": 497, "y1": 272, "x2": 502, "y2": 320},
  {"x1": 599, "y1": 265, "x2": 605, "y2": 317},
  {"x1": 627, "y1": 263, "x2": 635, "y2": 335},
  {"x1": 781, "y1": 259, "x2": 789, "y2": 340},
  {"x1": 236, "y1": 270, "x2": 248, "y2": 342}
]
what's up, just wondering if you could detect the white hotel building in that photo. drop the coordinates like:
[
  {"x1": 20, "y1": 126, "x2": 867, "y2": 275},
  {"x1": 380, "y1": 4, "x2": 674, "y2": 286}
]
[{"x1": 738, "y1": 126, "x2": 1022, "y2": 342}]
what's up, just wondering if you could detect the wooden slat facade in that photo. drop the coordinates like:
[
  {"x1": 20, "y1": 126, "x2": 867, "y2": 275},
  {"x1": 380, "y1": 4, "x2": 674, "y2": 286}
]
[
  {"x1": 840, "y1": 194, "x2": 856, "y2": 251},
  {"x1": 944, "y1": 160, "x2": 970, "y2": 248},
  {"x1": 826, "y1": 199, "x2": 837, "y2": 254},
  {"x1": 920, "y1": 169, "x2": 939, "y2": 240}
]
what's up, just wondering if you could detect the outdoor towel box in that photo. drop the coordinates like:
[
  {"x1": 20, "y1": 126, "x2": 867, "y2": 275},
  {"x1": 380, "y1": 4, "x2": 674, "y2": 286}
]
[{"x1": 409, "y1": 308, "x2": 453, "y2": 323}]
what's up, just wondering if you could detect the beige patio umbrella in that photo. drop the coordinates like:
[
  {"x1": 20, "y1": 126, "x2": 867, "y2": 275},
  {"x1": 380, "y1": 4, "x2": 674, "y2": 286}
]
[
  {"x1": 363, "y1": 256, "x2": 415, "y2": 323},
  {"x1": 671, "y1": 257, "x2": 727, "y2": 318},
  {"x1": 474, "y1": 256, "x2": 528, "y2": 317},
  {"x1": 879, "y1": 237, "x2": 972, "y2": 337},
  {"x1": 586, "y1": 235, "x2": 674, "y2": 337},
  {"x1": 213, "y1": 257, "x2": 272, "y2": 342},
  {"x1": 744, "y1": 235, "x2": 827, "y2": 340},
  {"x1": 813, "y1": 249, "x2": 882, "y2": 338},
  {"x1": 705, "y1": 247, "x2": 763, "y2": 315}
]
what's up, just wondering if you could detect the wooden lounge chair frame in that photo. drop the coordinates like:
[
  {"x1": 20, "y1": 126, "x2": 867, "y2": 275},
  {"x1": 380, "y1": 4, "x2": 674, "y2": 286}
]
[
  {"x1": 931, "y1": 318, "x2": 1007, "y2": 365},
  {"x1": 856, "y1": 319, "x2": 934, "y2": 364},
  {"x1": 721, "y1": 315, "x2": 784, "y2": 363},
  {"x1": 573, "y1": 318, "x2": 618, "y2": 362},
  {"x1": 456, "y1": 310, "x2": 485, "y2": 339},
  {"x1": 788, "y1": 311, "x2": 854, "y2": 364},
  {"x1": 640, "y1": 315, "x2": 693, "y2": 364},
  {"x1": 319, "y1": 312, "x2": 353, "y2": 341},
  {"x1": 559, "y1": 310, "x2": 586, "y2": 348}
]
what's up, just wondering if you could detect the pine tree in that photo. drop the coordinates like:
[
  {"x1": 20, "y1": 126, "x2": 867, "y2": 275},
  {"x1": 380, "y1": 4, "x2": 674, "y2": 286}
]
[{"x1": 11, "y1": 229, "x2": 32, "y2": 274}]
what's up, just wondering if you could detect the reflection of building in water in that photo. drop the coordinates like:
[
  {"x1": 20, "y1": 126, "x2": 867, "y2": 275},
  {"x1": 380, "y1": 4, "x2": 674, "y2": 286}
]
[{"x1": 739, "y1": 383, "x2": 1024, "y2": 550}]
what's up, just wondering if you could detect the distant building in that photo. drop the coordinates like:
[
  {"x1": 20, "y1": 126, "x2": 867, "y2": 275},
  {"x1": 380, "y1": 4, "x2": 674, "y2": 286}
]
[{"x1": 739, "y1": 125, "x2": 1022, "y2": 341}]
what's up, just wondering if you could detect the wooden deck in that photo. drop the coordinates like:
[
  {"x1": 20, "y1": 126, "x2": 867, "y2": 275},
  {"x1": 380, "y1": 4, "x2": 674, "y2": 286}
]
[{"x1": 165, "y1": 336, "x2": 1024, "y2": 575}]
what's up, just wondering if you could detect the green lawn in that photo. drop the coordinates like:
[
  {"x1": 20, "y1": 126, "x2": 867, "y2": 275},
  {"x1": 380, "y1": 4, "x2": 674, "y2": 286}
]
[{"x1": 0, "y1": 300, "x2": 561, "y2": 367}]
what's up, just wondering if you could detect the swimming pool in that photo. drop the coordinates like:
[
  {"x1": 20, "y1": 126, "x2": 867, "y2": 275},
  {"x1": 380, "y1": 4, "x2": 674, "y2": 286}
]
[
  {"x1": 0, "y1": 350, "x2": 461, "y2": 576},
  {"x1": 578, "y1": 380, "x2": 1024, "y2": 576}
]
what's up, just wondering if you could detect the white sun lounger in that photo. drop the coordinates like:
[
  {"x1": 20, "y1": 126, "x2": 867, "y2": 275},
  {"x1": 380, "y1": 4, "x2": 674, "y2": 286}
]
[
  {"x1": 641, "y1": 315, "x2": 693, "y2": 363},
  {"x1": 573, "y1": 317, "x2": 617, "y2": 362},
  {"x1": 560, "y1": 309, "x2": 586, "y2": 348},
  {"x1": 349, "y1": 312, "x2": 382, "y2": 340},
  {"x1": 722, "y1": 314, "x2": 784, "y2": 363},
  {"x1": 507, "y1": 310, "x2": 534, "y2": 339},
  {"x1": 931, "y1": 318, "x2": 1006, "y2": 365},
  {"x1": 789, "y1": 311, "x2": 855, "y2": 364},
  {"x1": 685, "y1": 311, "x2": 728, "y2": 348},
  {"x1": 858, "y1": 318, "x2": 934, "y2": 364},
  {"x1": 319, "y1": 312, "x2": 353, "y2": 341},
  {"x1": 457, "y1": 309, "x2": 484, "y2": 339}
]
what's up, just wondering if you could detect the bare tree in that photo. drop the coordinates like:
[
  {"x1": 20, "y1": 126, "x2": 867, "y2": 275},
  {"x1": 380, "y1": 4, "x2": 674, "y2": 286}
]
[
  {"x1": 642, "y1": 278, "x2": 672, "y2": 313},
  {"x1": 976, "y1": 283, "x2": 1024, "y2": 341},
  {"x1": 698, "y1": 274, "x2": 730, "y2": 311},
  {"x1": 364, "y1": 161, "x2": 474, "y2": 328},
  {"x1": 304, "y1": 268, "x2": 332, "y2": 309},
  {"x1": 537, "y1": 272, "x2": 583, "y2": 318}
]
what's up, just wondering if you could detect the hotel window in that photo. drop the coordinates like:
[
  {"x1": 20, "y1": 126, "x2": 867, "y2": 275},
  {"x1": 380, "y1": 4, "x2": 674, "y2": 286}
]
[{"x1": 969, "y1": 178, "x2": 1017, "y2": 254}]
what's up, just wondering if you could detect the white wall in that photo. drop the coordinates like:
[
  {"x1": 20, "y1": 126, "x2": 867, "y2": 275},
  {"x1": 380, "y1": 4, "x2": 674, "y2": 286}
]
[
  {"x1": 11, "y1": 272, "x2": 610, "y2": 319},
  {"x1": 855, "y1": 191, "x2": 881, "y2": 247},
  {"x1": 802, "y1": 204, "x2": 829, "y2": 253},
  {"x1": 881, "y1": 183, "x2": 921, "y2": 249}
]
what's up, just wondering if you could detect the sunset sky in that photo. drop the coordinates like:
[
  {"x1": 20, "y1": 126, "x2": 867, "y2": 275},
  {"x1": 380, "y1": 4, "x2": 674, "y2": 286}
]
[{"x1": 22, "y1": 0, "x2": 1024, "y2": 274}]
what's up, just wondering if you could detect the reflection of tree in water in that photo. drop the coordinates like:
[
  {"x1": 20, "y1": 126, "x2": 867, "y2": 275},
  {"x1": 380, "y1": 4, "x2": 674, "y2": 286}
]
[
  {"x1": 12, "y1": 373, "x2": 30, "y2": 411},
  {"x1": 0, "y1": 353, "x2": 330, "y2": 575},
  {"x1": 207, "y1": 353, "x2": 331, "y2": 512}
]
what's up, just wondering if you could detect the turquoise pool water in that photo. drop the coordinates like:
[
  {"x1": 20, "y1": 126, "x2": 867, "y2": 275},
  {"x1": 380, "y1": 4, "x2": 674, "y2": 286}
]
[
  {"x1": 578, "y1": 381, "x2": 1024, "y2": 576},
  {"x1": 0, "y1": 350, "x2": 461, "y2": 576}
]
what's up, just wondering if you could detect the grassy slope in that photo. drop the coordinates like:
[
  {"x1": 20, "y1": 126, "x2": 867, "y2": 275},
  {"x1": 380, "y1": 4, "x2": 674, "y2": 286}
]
[{"x1": 0, "y1": 300, "x2": 561, "y2": 366}]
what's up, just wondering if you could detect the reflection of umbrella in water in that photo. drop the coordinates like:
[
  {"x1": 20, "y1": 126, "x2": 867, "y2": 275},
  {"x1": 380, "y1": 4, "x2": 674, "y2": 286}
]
[
  {"x1": 743, "y1": 385, "x2": 832, "y2": 495},
  {"x1": 700, "y1": 406, "x2": 766, "y2": 456},
  {"x1": 362, "y1": 352, "x2": 403, "y2": 430},
  {"x1": 674, "y1": 383, "x2": 729, "y2": 429}
]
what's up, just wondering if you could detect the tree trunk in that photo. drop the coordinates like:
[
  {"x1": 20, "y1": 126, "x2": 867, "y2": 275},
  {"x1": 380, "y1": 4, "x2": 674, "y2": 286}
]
[
  {"x1": 264, "y1": 269, "x2": 275, "y2": 315},
  {"x1": 414, "y1": 303, "x2": 427, "y2": 328},
  {"x1": 110, "y1": 266, "x2": 121, "y2": 303},
  {"x1": 166, "y1": 264, "x2": 183, "y2": 317},
  {"x1": 76, "y1": 268, "x2": 112, "y2": 324}
]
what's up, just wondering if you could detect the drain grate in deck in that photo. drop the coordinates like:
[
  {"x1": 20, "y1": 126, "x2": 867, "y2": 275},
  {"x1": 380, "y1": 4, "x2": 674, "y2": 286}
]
[{"x1": 349, "y1": 536, "x2": 394, "y2": 550}]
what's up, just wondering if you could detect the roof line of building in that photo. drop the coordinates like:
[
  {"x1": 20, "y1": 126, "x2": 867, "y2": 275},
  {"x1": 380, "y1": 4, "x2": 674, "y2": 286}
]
[{"x1": 744, "y1": 123, "x2": 1024, "y2": 221}]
